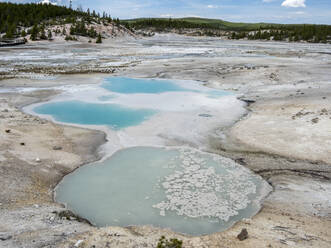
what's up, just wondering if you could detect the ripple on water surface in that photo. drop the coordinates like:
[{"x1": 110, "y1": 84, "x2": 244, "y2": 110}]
[{"x1": 55, "y1": 147, "x2": 271, "y2": 235}]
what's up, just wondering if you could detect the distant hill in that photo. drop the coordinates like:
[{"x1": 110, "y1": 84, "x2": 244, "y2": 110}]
[
  {"x1": 123, "y1": 17, "x2": 275, "y2": 31},
  {"x1": 0, "y1": 3, "x2": 80, "y2": 33},
  {"x1": 122, "y1": 17, "x2": 331, "y2": 43},
  {"x1": 0, "y1": 2, "x2": 130, "y2": 43},
  {"x1": 1, "y1": 3, "x2": 330, "y2": 44}
]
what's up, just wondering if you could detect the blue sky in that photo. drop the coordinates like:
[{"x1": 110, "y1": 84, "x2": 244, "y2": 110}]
[{"x1": 3, "y1": 0, "x2": 331, "y2": 24}]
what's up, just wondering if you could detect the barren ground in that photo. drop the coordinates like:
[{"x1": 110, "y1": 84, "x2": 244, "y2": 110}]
[{"x1": 0, "y1": 35, "x2": 330, "y2": 247}]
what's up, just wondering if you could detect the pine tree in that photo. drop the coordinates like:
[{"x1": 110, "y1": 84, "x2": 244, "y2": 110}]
[
  {"x1": 96, "y1": 33, "x2": 102, "y2": 43},
  {"x1": 40, "y1": 26, "x2": 47, "y2": 39},
  {"x1": 21, "y1": 29, "x2": 27, "y2": 37},
  {"x1": 5, "y1": 26, "x2": 13, "y2": 39},
  {"x1": 48, "y1": 29, "x2": 52, "y2": 40},
  {"x1": 5, "y1": 23, "x2": 16, "y2": 38},
  {"x1": 30, "y1": 24, "x2": 39, "y2": 41}
]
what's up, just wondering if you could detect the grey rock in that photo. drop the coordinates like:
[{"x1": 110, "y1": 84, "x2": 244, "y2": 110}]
[
  {"x1": 53, "y1": 146, "x2": 63, "y2": 150},
  {"x1": 311, "y1": 117, "x2": 319, "y2": 124},
  {"x1": 235, "y1": 158, "x2": 247, "y2": 165},
  {"x1": 0, "y1": 234, "x2": 12, "y2": 241},
  {"x1": 240, "y1": 99, "x2": 256, "y2": 105},
  {"x1": 237, "y1": 228, "x2": 248, "y2": 241},
  {"x1": 199, "y1": 114, "x2": 213, "y2": 118}
]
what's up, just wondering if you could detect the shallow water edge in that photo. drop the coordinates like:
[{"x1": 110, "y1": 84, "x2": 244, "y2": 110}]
[{"x1": 22, "y1": 76, "x2": 271, "y2": 236}]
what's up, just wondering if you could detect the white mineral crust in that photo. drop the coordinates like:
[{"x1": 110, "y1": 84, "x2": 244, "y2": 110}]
[{"x1": 153, "y1": 149, "x2": 259, "y2": 222}]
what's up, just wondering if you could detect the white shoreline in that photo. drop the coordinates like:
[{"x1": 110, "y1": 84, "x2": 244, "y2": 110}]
[
  {"x1": 21, "y1": 77, "x2": 273, "y2": 235},
  {"x1": 23, "y1": 77, "x2": 247, "y2": 161}
]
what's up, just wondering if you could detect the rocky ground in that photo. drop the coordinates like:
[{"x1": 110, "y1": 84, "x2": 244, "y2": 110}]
[
  {"x1": 0, "y1": 35, "x2": 330, "y2": 247},
  {"x1": 0, "y1": 89, "x2": 106, "y2": 247}
]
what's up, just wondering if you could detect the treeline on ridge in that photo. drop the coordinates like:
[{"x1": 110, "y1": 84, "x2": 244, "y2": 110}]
[
  {"x1": 122, "y1": 18, "x2": 228, "y2": 31},
  {"x1": 123, "y1": 18, "x2": 331, "y2": 43},
  {"x1": 0, "y1": 2, "x2": 120, "y2": 41},
  {"x1": 1, "y1": 2, "x2": 330, "y2": 44},
  {"x1": 231, "y1": 25, "x2": 331, "y2": 43}
]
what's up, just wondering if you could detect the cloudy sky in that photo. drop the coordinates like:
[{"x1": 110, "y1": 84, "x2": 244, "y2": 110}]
[{"x1": 2, "y1": 0, "x2": 331, "y2": 24}]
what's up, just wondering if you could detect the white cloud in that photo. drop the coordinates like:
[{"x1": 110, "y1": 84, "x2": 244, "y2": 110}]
[
  {"x1": 281, "y1": 0, "x2": 306, "y2": 8},
  {"x1": 39, "y1": 0, "x2": 57, "y2": 5},
  {"x1": 207, "y1": 5, "x2": 218, "y2": 9}
]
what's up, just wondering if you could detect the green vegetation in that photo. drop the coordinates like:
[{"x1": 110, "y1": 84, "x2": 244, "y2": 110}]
[
  {"x1": 47, "y1": 29, "x2": 52, "y2": 40},
  {"x1": 157, "y1": 236, "x2": 183, "y2": 248},
  {"x1": 65, "y1": 35, "x2": 77, "y2": 41},
  {"x1": 29, "y1": 25, "x2": 39, "y2": 41},
  {"x1": 0, "y1": 2, "x2": 113, "y2": 41},
  {"x1": 96, "y1": 33, "x2": 102, "y2": 43},
  {"x1": 1, "y1": 2, "x2": 78, "y2": 37},
  {"x1": 122, "y1": 17, "x2": 331, "y2": 43},
  {"x1": 233, "y1": 25, "x2": 331, "y2": 43},
  {"x1": 70, "y1": 20, "x2": 98, "y2": 38},
  {"x1": 1, "y1": 2, "x2": 330, "y2": 43},
  {"x1": 122, "y1": 17, "x2": 269, "y2": 31}
]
